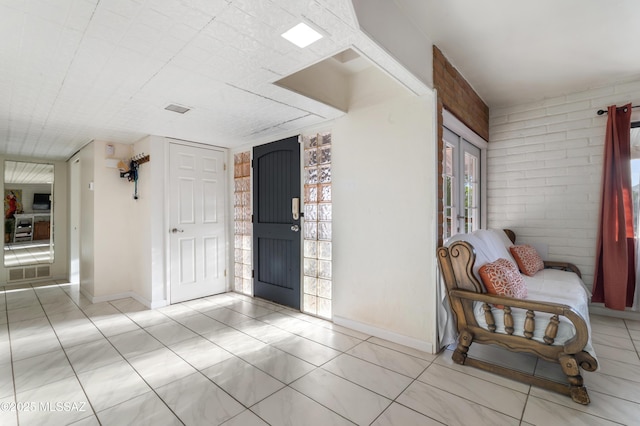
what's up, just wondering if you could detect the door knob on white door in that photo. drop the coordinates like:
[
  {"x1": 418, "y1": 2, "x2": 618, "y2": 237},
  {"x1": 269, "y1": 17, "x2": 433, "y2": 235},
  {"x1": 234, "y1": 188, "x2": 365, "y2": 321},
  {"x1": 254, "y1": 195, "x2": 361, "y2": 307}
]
[{"x1": 170, "y1": 228, "x2": 184, "y2": 233}]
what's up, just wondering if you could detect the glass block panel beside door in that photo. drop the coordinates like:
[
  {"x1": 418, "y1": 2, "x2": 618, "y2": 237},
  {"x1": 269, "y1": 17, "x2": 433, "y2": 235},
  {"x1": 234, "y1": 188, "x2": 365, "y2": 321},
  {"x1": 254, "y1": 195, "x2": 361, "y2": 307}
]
[
  {"x1": 233, "y1": 151, "x2": 252, "y2": 295},
  {"x1": 302, "y1": 132, "x2": 332, "y2": 319}
]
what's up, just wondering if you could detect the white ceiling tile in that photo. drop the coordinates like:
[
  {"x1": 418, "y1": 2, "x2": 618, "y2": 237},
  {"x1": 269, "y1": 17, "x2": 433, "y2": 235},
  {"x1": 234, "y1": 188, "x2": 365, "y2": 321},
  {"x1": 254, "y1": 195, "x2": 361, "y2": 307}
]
[
  {"x1": 0, "y1": 0, "x2": 436, "y2": 159},
  {"x1": 150, "y1": 0, "x2": 190, "y2": 18},
  {"x1": 27, "y1": 0, "x2": 73, "y2": 26},
  {"x1": 0, "y1": 6, "x2": 25, "y2": 55},
  {"x1": 102, "y1": 0, "x2": 144, "y2": 19},
  {"x1": 166, "y1": 23, "x2": 200, "y2": 42},
  {"x1": 179, "y1": 5, "x2": 216, "y2": 31},
  {"x1": 189, "y1": 0, "x2": 231, "y2": 17},
  {"x1": 135, "y1": 6, "x2": 174, "y2": 32},
  {"x1": 84, "y1": 8, "x2": 131, "y2": 44},
  {"x1": 174, "y1": 41, "x2": 213, "y2": 66},
  {"x1": 65, "y1": 0, "x2": 99, "y2": 31},
  {"x1": 0, "y1": 0, "x2": 27, "y2": 12}
]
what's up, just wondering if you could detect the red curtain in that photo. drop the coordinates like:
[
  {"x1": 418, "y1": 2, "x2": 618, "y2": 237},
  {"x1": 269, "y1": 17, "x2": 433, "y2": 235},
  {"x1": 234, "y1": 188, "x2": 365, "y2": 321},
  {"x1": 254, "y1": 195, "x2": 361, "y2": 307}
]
[{"x1": 593, "y1": 103, "x2": 635, "y2": 310}]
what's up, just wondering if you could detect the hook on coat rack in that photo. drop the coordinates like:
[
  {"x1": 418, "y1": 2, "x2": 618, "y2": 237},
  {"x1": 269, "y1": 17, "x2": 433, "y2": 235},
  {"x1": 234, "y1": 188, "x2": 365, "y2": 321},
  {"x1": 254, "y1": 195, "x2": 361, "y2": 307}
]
[
  {"x1": 131, "y1": 153, "x2": 150, "y2": 165},
  {"x1": 119, "y1": 153, "x2": 150, "y2": 199}
]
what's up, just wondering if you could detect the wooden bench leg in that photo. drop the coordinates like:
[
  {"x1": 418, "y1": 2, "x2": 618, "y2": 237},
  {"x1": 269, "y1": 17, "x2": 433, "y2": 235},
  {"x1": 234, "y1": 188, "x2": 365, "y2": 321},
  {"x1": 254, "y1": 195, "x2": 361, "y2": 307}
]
[
  {"x1": 559, "y1": 354, "x2": 590, "y2": 405},
  {"x1": 452, "y1": 329, "x2": 473, "y2": 365}
]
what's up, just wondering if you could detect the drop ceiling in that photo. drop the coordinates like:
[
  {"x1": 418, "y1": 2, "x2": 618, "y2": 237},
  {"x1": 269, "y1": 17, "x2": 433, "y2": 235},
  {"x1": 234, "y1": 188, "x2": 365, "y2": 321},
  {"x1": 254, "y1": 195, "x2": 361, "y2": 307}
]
[
  {"x1": 0, "y1": 0, "x2": 423, "y2": 161},
  {"x1": 2, "y1": 0, "x2": 639, "y2": 161}
]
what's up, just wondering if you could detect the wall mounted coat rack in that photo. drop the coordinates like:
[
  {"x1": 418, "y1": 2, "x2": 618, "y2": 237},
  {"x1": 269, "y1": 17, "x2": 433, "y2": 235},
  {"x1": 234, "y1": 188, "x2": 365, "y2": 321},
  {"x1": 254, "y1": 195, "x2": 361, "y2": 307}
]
[{"x1": 118, "y1": 153, "x2": 150, "y2": 199}]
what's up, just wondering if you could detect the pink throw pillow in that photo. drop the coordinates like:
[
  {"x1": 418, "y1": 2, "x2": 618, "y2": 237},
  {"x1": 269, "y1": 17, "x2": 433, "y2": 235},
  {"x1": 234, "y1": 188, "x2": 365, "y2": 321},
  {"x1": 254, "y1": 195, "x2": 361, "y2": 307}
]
[
  {"x1": 479, "y1": 258, "x2": 527, "y2": 308},
  {"x1": 509, "y1": 245, "x2": 544, "y2": 276}
]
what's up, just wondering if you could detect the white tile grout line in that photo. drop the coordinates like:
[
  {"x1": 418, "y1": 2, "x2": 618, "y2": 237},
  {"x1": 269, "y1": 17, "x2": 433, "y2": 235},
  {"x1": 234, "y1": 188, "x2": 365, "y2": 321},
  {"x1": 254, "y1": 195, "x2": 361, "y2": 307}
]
[{"x1": 4, "y1": 284, "x2": 640, "y2": 425}]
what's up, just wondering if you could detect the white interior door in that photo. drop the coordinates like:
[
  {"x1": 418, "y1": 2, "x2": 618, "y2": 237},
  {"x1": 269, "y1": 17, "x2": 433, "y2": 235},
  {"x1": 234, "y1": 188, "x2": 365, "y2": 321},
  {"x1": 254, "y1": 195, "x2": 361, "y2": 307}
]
[{"x1": 169, "y1": 143, "x2": 226, "y2": 303}]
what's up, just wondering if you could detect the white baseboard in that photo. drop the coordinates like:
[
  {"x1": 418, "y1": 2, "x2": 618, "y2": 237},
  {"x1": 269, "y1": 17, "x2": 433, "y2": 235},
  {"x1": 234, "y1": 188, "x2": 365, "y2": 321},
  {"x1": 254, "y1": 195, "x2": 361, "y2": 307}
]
[
  {"x1": 148, "y1": 298, "x2": 169, "y2": 309},
  {"x1": 80, "y1": 288, "x2": 168, "y2": 309},
  {"x1": 589, "y1": 304, "x2": 640, "y2": 321},
  {"x1": 333, "y1": 315, "x2": 435, "y2": 354}
]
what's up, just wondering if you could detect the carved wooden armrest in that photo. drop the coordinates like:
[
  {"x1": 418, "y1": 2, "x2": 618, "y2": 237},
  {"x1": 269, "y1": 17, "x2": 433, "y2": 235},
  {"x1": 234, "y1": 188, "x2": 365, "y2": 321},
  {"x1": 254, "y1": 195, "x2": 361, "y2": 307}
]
[
  {"x1": 543, "y1": 261, "x2": 581, "y2": 278},
  {"x1": 448, "y1": 289, "x2": 589, "y2": 355}
]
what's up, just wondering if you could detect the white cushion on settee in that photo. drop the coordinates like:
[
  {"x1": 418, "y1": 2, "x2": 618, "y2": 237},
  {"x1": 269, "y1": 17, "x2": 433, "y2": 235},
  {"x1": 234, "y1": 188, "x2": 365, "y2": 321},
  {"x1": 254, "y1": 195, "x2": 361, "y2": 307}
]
[
  {"x1": 474, "y1": 268, "x2": 596, "y2": 360},
  {"x1": 445, "y1": 229, "x2": 516, "y2": 281},
  {"x1": 441, "y1": 229, "x2": 597, "y2": 362}
]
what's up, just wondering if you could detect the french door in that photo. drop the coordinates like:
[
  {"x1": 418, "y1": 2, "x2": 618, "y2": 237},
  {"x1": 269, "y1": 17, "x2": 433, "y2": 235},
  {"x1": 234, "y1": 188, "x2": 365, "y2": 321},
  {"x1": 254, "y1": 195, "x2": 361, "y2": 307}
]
[{"x1": 443, "y1": 126, "x2": 481, "y2": 239}]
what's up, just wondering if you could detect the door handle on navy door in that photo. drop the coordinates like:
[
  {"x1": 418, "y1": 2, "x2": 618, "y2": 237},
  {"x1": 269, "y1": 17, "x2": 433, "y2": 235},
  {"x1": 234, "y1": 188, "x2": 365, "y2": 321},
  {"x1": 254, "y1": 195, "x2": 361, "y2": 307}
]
[
  {"x1": 292, "y1": 198, "x2": 300, "y2": 221},
  {"x1": 291, "y1": 225, "x2": 300, "y2": 232}
]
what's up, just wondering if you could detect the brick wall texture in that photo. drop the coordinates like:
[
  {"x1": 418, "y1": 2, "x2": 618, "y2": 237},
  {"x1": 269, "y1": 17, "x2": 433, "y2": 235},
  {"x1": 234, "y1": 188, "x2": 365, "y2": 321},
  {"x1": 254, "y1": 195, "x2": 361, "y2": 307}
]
[
  {"x1": 433, "y1": 45, "x2": 489, "y2": 246},
  {"x1": 488, "y1": 79, "x2": 640, "y2": 290}
]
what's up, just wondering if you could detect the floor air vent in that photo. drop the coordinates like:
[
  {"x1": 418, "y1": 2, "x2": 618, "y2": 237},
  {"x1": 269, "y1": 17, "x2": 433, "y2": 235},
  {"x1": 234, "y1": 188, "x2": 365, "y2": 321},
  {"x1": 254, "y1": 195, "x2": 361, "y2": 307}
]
[
  {"x1": 8, "y1": 265, "x2": 52, "y2": 282},
  {"x1": 24, "y1": 267, "x2": 36, "y2": 279},
  {"x1": 9, "y1": 268, "x2": 23, "y2": 281},
  {"x1": 37, "y1": 265, "x2": 50, "y2": 277}
]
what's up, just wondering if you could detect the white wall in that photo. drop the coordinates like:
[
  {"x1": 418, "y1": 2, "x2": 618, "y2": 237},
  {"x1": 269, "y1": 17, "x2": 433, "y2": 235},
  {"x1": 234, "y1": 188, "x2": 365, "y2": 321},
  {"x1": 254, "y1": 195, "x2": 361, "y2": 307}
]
[
  {"x1": 488, "y1": 79, "x2": 640, "y2": 292},
  {"x1": 332, "y1": 92, "x2": 437, "y2": 351},
  {"x1": 132, "y1": 135, "x2": 168, "y2": 307},
  {"x1": 76, "y1": 138, "x2": 169, "y2": 305},
  {"x1": 91, "y1": 141, "x2": 136, "y2": 298}
]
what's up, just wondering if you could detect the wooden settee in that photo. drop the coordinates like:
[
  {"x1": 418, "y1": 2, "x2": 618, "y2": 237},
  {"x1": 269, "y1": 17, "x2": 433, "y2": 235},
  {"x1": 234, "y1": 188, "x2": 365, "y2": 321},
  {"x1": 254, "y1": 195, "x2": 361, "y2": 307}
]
[{"x1": 437, "y1": 229, "x2": 598, "y2": 404}]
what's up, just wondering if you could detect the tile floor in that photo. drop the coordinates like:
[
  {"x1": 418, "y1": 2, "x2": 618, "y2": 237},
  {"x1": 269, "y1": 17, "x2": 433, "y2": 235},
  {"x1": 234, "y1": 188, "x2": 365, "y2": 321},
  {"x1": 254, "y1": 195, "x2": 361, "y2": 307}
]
[
  {"x1": 0, "y1": 281, "x2": 639, "y2": 425},
  {"x1": 4, "y1": 242, "x2": 53, "y2": 267}
]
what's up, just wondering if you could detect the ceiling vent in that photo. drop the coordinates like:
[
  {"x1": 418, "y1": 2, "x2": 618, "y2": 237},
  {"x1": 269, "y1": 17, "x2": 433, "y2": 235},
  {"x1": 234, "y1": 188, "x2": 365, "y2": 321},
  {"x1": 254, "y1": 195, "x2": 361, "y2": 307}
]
[{"x1": 164, "y1": 104, "x2": 190, "y2": 114}]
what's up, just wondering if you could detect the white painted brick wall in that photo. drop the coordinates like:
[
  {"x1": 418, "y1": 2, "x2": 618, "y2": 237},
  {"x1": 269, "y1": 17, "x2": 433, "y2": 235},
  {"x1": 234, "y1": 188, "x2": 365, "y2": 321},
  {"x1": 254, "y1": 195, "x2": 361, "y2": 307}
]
[{"x1": 488, "y1": 79, "x2": 640, "y2": 291}]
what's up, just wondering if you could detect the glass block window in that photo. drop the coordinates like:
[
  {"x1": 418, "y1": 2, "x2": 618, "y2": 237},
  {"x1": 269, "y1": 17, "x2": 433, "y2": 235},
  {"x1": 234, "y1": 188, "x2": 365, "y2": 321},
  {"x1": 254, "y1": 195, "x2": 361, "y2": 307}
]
[
  {"x1": 302, "y1": 132, "x2": 332, "y2": 318},
  {"x1": 233, "y1": 151, "x2": 252, "y2": 295}
]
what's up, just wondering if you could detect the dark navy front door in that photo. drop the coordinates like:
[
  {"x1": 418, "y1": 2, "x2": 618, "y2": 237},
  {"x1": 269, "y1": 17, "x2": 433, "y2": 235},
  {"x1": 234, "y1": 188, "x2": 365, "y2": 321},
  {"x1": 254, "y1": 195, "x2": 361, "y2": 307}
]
[{"x1": 253, "y1": 136, "x2": 301, "y2": 309}]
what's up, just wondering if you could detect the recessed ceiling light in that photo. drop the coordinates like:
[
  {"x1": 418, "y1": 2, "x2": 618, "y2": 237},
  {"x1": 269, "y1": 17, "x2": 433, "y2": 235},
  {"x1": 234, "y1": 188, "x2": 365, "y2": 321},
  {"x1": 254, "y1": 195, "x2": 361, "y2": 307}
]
[
  {"x1": 165, "y1": 104, "x2": 190, "y2": 114},
  {"x1": 281, "y1": 23, "x2": 323, "y2": 48}
]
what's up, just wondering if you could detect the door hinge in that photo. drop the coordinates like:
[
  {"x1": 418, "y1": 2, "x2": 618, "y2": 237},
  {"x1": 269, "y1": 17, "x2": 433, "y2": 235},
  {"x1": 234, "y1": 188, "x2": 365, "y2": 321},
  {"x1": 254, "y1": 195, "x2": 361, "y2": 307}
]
[
  {"x1": 224, "y1": 269, "x2": 227, "y2": 277},
  {"x1": 251, "y1": 214, "x2": 254, "y2": 222},
  {"x1": 251, "y1": 270, "x2": 255, "y2": 278},
  {"x1": 251, "y1": 160, "x2": 254, "y2": 168},
  {"x1": 224, "y1": 163, "x2": 227, "y2": 171}
]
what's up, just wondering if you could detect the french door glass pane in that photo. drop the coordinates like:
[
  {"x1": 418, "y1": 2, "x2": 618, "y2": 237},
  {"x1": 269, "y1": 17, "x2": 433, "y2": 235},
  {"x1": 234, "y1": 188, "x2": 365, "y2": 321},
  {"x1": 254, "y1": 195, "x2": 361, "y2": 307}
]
[
  {"x1": 464, "y1": 151, "x2": 479, "y2": 234},
  {"x1": 443, "y1": 143, "x2": 456, "y2": 240},
  {"x1": 442, "y1": 126, "x2": 482, "y2": 241}
]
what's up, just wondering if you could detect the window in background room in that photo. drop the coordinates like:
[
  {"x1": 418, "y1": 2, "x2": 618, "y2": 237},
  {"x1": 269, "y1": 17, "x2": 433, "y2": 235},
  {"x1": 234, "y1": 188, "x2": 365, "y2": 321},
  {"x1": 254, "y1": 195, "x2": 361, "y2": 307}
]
[
  {"x1": 233, "y1": 151, "x2": 252, "y2": 295},
  {"x1": 302, "y1": 132, "x2": 332, "y2": 319},
  {"x1": 443, "y1": 126, "x2": 482, "y2": 240}
]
